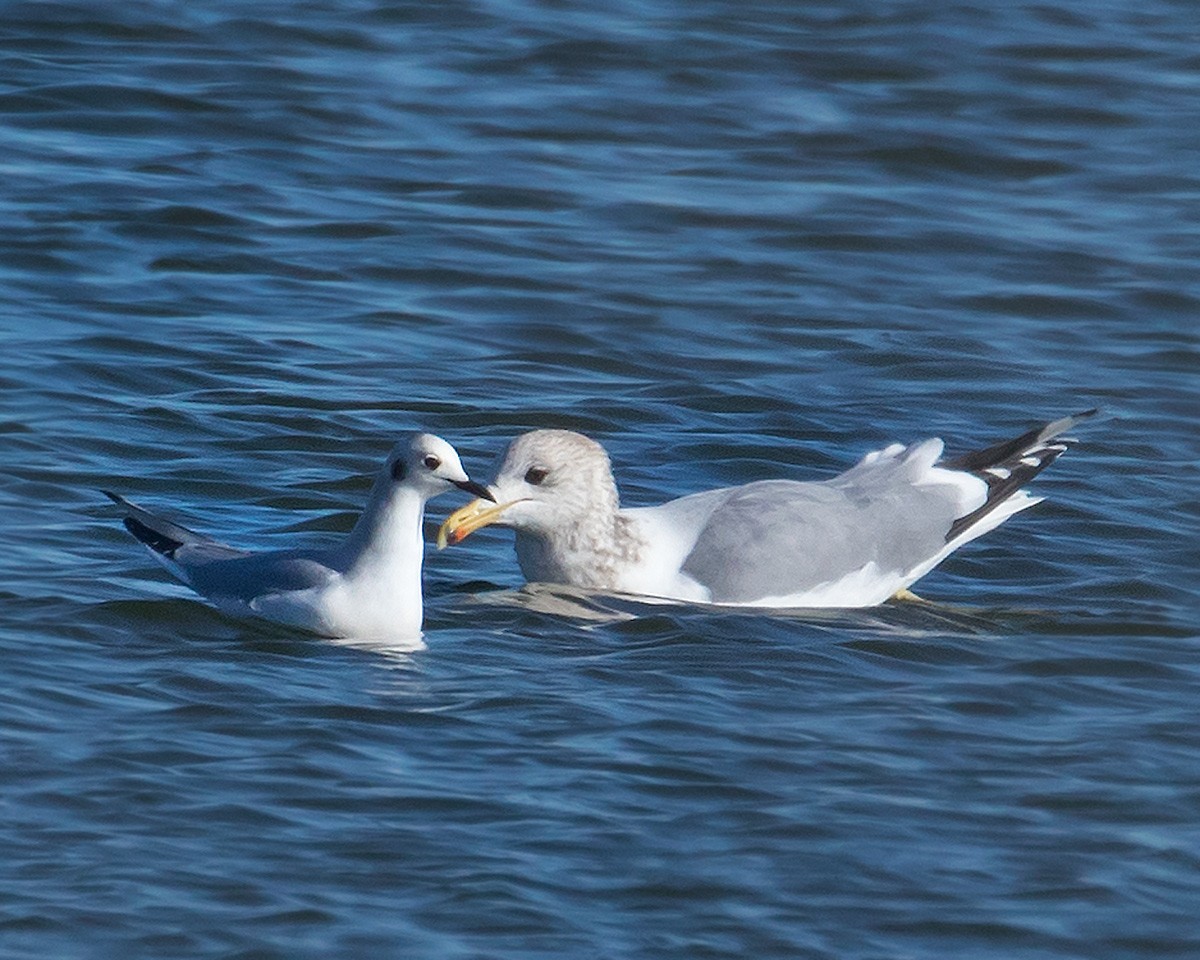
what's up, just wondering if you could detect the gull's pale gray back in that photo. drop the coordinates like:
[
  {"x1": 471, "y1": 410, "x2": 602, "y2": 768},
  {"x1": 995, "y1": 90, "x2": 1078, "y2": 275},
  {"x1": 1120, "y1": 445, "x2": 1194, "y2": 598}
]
[{"x1": 679, "y1": 477, "x2": 959, "y2": 603}]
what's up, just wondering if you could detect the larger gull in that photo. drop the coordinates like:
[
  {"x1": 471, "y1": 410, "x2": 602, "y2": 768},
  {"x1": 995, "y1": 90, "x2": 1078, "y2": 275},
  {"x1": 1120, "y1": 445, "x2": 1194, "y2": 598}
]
[
  {"x1": 438, "y1": 411, "x2": 1096, "y2": 607},
  {"x1": 106, "y1": 433, "x2": 493, "y2": 639}
]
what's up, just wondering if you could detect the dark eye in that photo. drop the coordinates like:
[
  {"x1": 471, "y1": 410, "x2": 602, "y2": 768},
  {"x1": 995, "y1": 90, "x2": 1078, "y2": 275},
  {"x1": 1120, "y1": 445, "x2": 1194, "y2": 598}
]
[
  {"x1": 391, "y1": 460, "x2": 407, "y2": 481},
  {"x1": 423, "y1": 455, "x2": 441, "y2": 470},
  {"x1": 524, "y1": 466, "x2": 548, "y2": 486}
]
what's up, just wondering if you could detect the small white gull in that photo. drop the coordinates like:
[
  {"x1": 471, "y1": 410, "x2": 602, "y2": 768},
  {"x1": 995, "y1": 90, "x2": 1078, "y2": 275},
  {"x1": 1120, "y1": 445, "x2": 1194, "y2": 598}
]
[
  {"x1": 106, "y1": 433, "x2": 493, "y2": 640},
  {"x1": 438, "y1": 411, "x2": 1096, "y2": 607}
]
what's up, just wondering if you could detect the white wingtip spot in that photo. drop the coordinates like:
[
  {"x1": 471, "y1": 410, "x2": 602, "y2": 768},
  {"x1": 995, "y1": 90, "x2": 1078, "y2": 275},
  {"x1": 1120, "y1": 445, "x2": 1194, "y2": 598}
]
[{"x1": 984, "y1": 466, "x2": 1011, "y2": 479}]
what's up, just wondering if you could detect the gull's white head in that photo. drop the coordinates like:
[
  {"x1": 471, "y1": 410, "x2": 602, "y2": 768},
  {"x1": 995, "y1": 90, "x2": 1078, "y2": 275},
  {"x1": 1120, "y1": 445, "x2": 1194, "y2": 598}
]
[
  {"x1": 385, "y1": 433, "x2": 494, "y2": 503},
  {"x1": 438, "y1": 429, "x2": 619, "y2": 546}
]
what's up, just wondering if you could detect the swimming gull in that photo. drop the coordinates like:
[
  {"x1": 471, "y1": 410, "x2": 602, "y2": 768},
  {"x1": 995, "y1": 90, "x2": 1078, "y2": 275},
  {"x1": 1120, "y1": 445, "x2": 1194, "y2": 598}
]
[
  {"x1": 438, "y1": 411, "x2": 1096, "y2": 607},
  {"x1": 106, "y1": 433, "x2": 493, "y2": 639}
]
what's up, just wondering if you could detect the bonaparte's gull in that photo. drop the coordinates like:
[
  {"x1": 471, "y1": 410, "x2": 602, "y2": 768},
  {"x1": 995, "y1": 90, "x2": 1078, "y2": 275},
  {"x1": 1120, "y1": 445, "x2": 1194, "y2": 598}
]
[
  {"x1": 107, "y1": 433, "x2": 493, "y2": 639},
  {"x1": 438, "y1": 411, "x2": 1096, "y2": 607}
]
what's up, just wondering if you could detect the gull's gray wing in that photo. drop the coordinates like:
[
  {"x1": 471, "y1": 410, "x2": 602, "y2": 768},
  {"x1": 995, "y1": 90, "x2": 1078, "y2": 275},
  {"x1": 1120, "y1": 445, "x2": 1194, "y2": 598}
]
[
  {"x1": 678, "y1": 474, "x2": 959, "y2": 604},
  {"x1": 104, "y1": 491, "x2": 338, "y2": 604},
  {"x1": 183, "y1": 550, "x2": 339, "y2": 605},
  {"x1": 104, "y1": 490, "x2": 250, "y2": 567},
  {"x1": 676, "y1": 410, "x2": 1097, "y2": 605}
]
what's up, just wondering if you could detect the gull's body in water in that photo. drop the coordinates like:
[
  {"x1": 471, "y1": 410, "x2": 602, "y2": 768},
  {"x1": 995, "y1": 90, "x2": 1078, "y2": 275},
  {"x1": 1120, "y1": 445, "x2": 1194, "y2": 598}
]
[
  {"x1": 439, "y1": 411, "x2": 1097, "y2": 608},
  {"x1": 107, "y1": 433, "x2": 492, "y2": 640}
]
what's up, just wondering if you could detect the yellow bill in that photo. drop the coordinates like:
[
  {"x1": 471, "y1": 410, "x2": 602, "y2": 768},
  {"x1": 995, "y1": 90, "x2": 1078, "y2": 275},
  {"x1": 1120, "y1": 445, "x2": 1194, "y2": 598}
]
[{"x1": 437, "y1": 498, "x2": 516, "y2": 549}]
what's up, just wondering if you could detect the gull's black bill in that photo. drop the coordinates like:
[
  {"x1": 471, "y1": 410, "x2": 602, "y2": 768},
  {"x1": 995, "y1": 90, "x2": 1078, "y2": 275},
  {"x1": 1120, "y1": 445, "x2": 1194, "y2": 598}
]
[{"x1": 454, "y1": 479, "x2": 496, "y2": 501}]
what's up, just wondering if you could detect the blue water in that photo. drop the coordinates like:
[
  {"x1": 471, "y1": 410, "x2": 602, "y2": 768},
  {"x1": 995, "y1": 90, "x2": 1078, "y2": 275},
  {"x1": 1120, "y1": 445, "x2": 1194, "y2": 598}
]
[{"x1": 2, "y1": 1, "x2": 1198, "y2": 957}]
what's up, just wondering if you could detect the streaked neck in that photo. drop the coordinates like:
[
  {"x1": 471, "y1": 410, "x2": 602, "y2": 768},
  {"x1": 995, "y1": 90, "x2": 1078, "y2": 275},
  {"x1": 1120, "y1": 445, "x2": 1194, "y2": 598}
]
[{"x1": 516, "y1": 511, "x2": 642, "y2": 590}]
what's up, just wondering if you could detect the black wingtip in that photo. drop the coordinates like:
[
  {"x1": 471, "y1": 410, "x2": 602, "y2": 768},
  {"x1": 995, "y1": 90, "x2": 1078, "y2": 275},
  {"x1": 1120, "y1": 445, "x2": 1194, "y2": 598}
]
[
  {"x1": 123, "y1": 515, "x2": 185, "y2": 558},
  {"x1": 941, "y1": 410, "x2": 1097, "y2": 544},
  {"x1": 101, "y1": 489, "x2": 123, "y2": 505}
]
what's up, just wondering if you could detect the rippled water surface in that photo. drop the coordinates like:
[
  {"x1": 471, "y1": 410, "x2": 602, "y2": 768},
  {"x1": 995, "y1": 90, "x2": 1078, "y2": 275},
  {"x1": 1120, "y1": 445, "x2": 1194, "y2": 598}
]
[{"x1": 2, "y1": 2, "x2": 1198, "y2": 958}]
